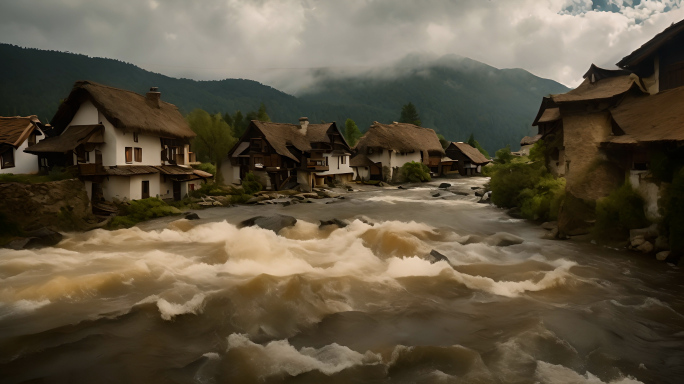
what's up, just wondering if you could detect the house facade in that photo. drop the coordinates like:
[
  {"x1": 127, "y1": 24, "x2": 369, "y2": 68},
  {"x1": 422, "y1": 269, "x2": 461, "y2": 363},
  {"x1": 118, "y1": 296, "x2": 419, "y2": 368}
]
[
  {"x1": 526, "y1": 19, "x2": 684, "y2": 232},
  {"x1": 444, "y1": 142, "x2": 491, "y2": 176},
  {"x1": 0, "y1": 116, "x2": 45, "y2": 174},
  {"x1": 350, "y1": 122, "x2": 444, "y2": 182},
  {"x1": 26, "y1": 81, "x2": 210, "y2": 202},
  {"x1": 221, "y1": 118, "x2": 352, "y2": 191}
]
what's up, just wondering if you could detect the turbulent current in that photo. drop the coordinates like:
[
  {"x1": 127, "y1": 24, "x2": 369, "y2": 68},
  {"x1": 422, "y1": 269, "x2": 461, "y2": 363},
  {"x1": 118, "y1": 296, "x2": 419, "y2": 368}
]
[{"x1": 1, "y1": 179, "x2": 683, "y2": 384}]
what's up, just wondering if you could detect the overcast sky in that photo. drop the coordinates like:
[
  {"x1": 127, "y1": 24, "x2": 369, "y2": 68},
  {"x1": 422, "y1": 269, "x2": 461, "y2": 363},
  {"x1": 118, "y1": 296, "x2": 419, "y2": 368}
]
[{"x1": 1, "y1": 0, "x2": 682, "y2": 93}]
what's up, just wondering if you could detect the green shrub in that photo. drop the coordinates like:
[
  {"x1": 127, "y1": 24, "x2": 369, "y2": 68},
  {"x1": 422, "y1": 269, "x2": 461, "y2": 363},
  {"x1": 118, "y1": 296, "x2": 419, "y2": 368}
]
[
  {"x1": 400, "y1": 161, "x2": 431, "y2": 183},
  {"x1": 593, "y1": 183, "x2": 648, "y2": 240},
  {"x1": 242, "y1": 172, "x2": 262, "y2": 195},
  {"x1": 230, "y1": 194, "x2": 253, "y2": 204},
  {"x1": 0, "y1": 167, "x2": 74, "y2": 184},
  {"x1": 493, "y1": 145, "x2": 514, "y2": 164},
  {"x1": 108, "y1": 198, "x2": 181, "y2": 229},
  {"x1": 661, "y1": 168, "x2": 684, "y2": 252}
]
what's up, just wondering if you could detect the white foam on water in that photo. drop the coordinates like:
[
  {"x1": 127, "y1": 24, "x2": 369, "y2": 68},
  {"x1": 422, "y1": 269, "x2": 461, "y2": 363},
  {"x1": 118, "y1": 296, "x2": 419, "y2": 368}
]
[
  {"x1": 226, "y1": 333, "x2": 382, "y2": 378},
  {"x1": 156, "y1": 293, "x2": 206, "y2": 321},
  {"x1": 535, "y1": 361, "x2": 644, "y2": 384},
  {"x1": 0, "y1": 299, "x2": 51, "y2": 320},
  {"x1": 363, "y1": 195, "x2": 477, "y2": 206}
]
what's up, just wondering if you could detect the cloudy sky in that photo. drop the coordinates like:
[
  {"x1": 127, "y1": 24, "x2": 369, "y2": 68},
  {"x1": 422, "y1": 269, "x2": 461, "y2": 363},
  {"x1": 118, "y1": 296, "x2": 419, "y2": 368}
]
[{"x1": 1, "y1": 0, "x2": 682, "y2": 93}]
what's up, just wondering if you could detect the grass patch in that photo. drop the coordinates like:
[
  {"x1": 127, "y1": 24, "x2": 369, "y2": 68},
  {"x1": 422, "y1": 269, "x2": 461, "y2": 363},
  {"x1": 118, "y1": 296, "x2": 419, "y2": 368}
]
[
  {"x1": 107, "y1": 198, "x2": 182, "y2": 229},
  {"x1": 0, "y1": 167, "x2": 74, "y2": 184}
]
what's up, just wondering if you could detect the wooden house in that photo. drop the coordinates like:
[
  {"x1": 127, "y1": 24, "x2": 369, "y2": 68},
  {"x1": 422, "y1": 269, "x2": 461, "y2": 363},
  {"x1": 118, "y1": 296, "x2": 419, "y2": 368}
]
[
  {"x1": 26, "y1": 81, "x2": 210, "y2": 202},
  {"x1": 350, "y1": 122, "x2": 444, "y2": 182},
  {"x1": 221, "y1": 118, "x2": 352, "y2": 191},
  {"x1": 444, "y1": 142, "x2": 490, "y2": 176},
  {"x1": 0, "y1": 116, "x2": 45, "y2": 174}
]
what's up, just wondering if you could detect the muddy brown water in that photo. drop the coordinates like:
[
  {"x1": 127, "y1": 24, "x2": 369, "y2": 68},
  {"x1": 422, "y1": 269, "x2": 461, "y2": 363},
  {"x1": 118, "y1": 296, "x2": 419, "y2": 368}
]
[{"x1": 1, "y1": 179, "x2": 683, "y2": 383}]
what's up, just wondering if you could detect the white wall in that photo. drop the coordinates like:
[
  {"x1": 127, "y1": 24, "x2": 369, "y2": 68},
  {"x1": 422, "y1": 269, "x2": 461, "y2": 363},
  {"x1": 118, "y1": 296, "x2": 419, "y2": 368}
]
[
  {"x1": 221, "y1": 158, "x2": 241, "y2": 184},
  {"x1": 102, "y1": 176, "x2": 130, "y2": 201},
  {"x1": 1, "y1": 140, "x2": 40, "y2": 174},
  {"x1": 353, "y1": 166, "x2": 370, "y2": 180},
  {"x1": 366, "y1": 150, "x2": 420, "y2": 179},
  {"x1": 127, "y1": 174, "x2": 160, "y2": 200},
  {"x1": 316, "y1": 154, "x2": 353, "y2": 176}
]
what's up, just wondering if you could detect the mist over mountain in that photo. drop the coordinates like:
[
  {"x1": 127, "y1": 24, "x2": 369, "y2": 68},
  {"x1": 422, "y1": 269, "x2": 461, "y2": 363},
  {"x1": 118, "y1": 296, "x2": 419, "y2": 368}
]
[{"x1": 0, "y1": 44, "x2": 569, "y2": 154}]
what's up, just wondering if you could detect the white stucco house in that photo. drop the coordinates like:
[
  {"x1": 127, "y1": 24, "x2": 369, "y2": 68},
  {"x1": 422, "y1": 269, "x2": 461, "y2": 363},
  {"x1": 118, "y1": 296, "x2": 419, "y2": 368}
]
[
  {"x1": 0, "y1": 115, "x2": 45, "y2": 174},
  {"x1": 350, "y1": 122, "x2": 445, "y2": 181},
  {"x1": 221, "y1": 118, "x2": 352, "y2": 191},
  {"x1": 26, "y1": 81, "x2": 210, "y2": 202}
]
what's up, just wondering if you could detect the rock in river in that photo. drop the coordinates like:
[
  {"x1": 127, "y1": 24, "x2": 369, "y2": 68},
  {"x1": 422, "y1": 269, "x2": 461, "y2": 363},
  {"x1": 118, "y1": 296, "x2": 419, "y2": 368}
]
[{"x1": 238, "y1": 214, "x2": 297, "y2": 233}]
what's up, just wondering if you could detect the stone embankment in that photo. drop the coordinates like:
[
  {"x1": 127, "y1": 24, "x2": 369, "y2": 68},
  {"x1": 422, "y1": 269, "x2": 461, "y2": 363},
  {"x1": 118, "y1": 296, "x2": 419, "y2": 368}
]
[{"x1": 0, "y1": 179, "x2": 97, "y2": 241}]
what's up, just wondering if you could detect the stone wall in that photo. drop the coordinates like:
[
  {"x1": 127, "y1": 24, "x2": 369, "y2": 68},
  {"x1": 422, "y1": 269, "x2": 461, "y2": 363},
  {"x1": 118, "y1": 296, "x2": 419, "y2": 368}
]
[{"x1": 0, "y1": 179, "x2": 94, "y2": 232}]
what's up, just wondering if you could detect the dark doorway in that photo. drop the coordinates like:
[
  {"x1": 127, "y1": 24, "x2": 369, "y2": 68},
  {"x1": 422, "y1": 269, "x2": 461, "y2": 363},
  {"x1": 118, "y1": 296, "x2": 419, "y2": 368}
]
[
  {"x1": 95, "y1": 150, "x2": 103, "y2": 165},
  {"x1": 91, "y1": 182, "x2": 104, "y2": 203},
  {"x1": 142, "y1": 181, "x2": 150, "y2": 199},
  {"x1": 173, "y1": 181, "x2": 181, "y2": 201}
]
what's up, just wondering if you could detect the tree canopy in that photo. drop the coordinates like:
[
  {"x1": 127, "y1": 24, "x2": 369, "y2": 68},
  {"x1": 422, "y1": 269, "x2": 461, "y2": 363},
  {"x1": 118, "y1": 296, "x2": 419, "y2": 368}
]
[
  {"x1": 399, "y1": 102, "x2": 421, "y2": 126},
  {"x1": 344, "y1": 118, "x2": 363, "y2": 147},
  {"x1": 186, "y1": 109, "x2": 237, "y2": 183},
  {"x1": 467, "y1": 133, "x2": 490, "y2": 158}
]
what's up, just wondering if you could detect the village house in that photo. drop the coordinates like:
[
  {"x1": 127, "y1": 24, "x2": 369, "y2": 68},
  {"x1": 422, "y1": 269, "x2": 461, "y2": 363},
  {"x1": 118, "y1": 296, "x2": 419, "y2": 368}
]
[
  {"x1": 444, "y1": 142, "x2": 491, "y2": 176},
  {"x1": 221, "y1": 118, "x2": 352, "y2": 191},
  {"x1": 26, "y1": 81, "x2": 211, "y2": 203},
  {"x1": 350, "y1": 121, "x2": 444, "y2": 182},
  {"x1": 0, "y1": 115, "x2": 46, "y2": 174},
  {"x1": 526, "y1": 18, "x2": 684, "y2": 231}
]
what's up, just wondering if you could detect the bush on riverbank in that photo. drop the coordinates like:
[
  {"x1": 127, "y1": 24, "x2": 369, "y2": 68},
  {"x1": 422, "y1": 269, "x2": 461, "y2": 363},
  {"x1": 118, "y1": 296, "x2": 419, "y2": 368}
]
[
  {"x1": 108, "y1": 198, "x2": 181, "y2": 229},
  {"x1": 593, "y1": 182, "x2": 648, "y2": 240},
  {"x1": 400, "y1": 161, "x2": 431, "y2": 183},
  {"x1": 0, "y1": 167, "x2": 74, "y2": 184},
  {"x1": 242, "y1": 172, "x2": 262, "y2": 195},
  {"x1": 486, "y1": 141, "x2": 565, "y2": 221}
]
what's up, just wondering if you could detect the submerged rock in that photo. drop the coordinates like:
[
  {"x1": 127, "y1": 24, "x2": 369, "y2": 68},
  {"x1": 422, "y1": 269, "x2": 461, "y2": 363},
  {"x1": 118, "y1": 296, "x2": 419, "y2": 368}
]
[
  {"x1": 428, "y1": 249, "x2": 450, "y2": 264},
  {"x1": 438, "y1": 183, "x2": 451, "y2": 189},
  {"x1": 541, "y1": 221, "x2": 558, "y2": 231},
  {"x1": 7, "y1": 228, "x2": 63, "y2": 250},
  {"x1": 485, "y1": 233, "x2": 525, "y2": 247},
  {"x1": 656, "y1": 251, "x2": 670, "y2": 261},
  {"x1": 636, "y1": 241, "x2": 654, "y2": 253},
  {"x1": 238, "y1": 215, "x2": 297, "y2": 233},
  {"x1": 432, "y1": 192, "x2": 441, "y2": 197},
  {"x1": 185, "y1": 212, "x2": 200, "y2": 220},
  {"x1": 319, "y1": 218, "x2": 349, "y2": 228}
]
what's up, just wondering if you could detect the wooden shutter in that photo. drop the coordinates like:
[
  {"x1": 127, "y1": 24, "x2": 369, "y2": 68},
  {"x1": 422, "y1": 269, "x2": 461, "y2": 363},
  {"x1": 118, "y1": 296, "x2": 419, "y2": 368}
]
[
  {"x1": 135, "y1": 147, "x2": 142, "y2": 162},
  {"x1": 125, "y1": 147, "x2": 132, "y2": 163}
]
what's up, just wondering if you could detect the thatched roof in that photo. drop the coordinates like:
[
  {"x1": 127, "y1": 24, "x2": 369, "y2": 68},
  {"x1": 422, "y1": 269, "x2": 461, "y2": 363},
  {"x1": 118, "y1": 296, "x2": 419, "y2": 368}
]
[
  {"x1": 349, "y1": 154, "x2": 378, "y2": 168},
  {"x1": 105, "y1": 165, "x2": 159, "y2": 176},
  {"x1": 551, "y1": 74, "x2": 642, "y2": 103},
  {"x1": 603, "y1": 85, "x2": 684, "y2": 145},
  {"x1": 582, "y1": 64, "x2": 631, "y2": 82},
  {"x1": 354, "y1": 122, "x2": 445, "y2": 157},
  {"x1": 520, "y1": 134, "x2": 542, "y2": 146},
  {"x1": 51, "y1": 81, "x2": 195, "y2": 140},
  {"x1": 447, "y1": 142, "x2": 490, "y2": 164},
  {"x1": 25, "y1": 125, "x2": 103, "y2": 154},
  {"x1": 0, "y1": 116, "x2": 41, "y2": 148},
  {"x1": 537, "y1": 108, "x2": 560, "y2": 124},
  {"x1": 237, "y1": 120, "x2": 347, "y2": 162},
  {"x1": 617, "y1": 19, "x2": 684, "y2": 70}
]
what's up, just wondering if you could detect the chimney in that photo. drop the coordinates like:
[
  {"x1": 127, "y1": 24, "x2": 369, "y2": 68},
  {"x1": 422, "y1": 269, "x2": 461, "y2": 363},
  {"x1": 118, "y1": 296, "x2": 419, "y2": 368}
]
[
  {"x1": 146, "y1": 87, "x2": 161, "y2": 108},
  {"x1": 298, "y1": 117, "x2": 309, "y2": 135}
]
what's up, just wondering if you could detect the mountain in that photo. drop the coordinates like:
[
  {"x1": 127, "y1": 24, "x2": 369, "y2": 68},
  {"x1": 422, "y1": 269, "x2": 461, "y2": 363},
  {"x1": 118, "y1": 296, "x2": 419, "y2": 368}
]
[{"x1": 0, "y1": 44, "x2": 569, "y2": 154}]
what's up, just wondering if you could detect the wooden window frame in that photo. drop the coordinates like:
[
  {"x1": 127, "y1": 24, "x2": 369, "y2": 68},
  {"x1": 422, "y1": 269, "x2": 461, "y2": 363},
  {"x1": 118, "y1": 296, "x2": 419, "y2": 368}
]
[
  {"x1": 134, "y1": 147, "x2": 142, "y2": 163},
  {"x1": 1, "y1": 149, "x2": 15, "y2": 169},
  {"x1": 125, "y1": 147, "x2": 133, "y2": 163},
  {"x1": 133, "y1": 132, "x2": 139, "y2": 143}
]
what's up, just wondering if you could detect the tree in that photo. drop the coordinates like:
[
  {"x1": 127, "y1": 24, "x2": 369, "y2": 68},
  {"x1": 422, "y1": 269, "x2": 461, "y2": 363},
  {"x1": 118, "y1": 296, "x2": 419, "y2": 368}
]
[
  {"x1": 344, "y1": 118, "x2": 363, "y2": 147},
  {"x1": 232, "y1": 110, "x2": 246, "y2": 138},
  {"x1": 467, "y1": 133, "x2": 490, "y2": 158},
  {"x1": 437, "y1": 134, "x2": 449, "y2": 150},
  {"x1": 257, "y1": 103, "x2": 271, "y2": 122},
  {"x1": 399, "y1": 102, "x2": 421, "y2": 126},
  {"x1": 186, "y1": 109, "x2": 237, "y2": 184}
]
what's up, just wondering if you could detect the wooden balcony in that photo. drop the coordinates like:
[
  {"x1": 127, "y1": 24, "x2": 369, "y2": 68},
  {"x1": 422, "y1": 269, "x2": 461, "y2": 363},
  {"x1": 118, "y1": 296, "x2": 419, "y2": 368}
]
[
  {"x1": 174, "y1": 154, "x2": 185, "y2": 165},
  {"x1": 77, "y1": 163, "x2": 106, "y2": 176},
  {"x1": 307, "y1": 159, "x2": 328, "y2": 171}
]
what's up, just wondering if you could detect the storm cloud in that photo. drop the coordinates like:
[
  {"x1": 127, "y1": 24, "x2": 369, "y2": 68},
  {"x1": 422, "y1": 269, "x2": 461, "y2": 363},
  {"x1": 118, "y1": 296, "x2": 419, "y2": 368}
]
[{"x1": 0, "y1": 0, "x2": 682, "y2": 92}]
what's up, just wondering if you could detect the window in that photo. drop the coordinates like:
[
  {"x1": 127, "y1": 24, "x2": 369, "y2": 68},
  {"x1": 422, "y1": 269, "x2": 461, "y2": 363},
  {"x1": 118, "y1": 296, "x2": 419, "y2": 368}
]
[
  {"x1": 133, "y1": 132, "x2": 139, "y2": 143},
  {"x1": 28, "y1": 133, "x2": 36, "y2": 147},
  {"x1": 134, "y1": 147, "x2": 142, "y2": 162},
  {"x1": 341, "y1": 155, "x2": 347, "y2": 164},
  {"x1": 1, "y1": 149, "x2": 15, "y2": 169},
  {"x1": 125, "y1": 147, "x2": 132, "y2": 163},
  {"x1": 141, "y1": 180, "x2": 150, "y2": 199}
]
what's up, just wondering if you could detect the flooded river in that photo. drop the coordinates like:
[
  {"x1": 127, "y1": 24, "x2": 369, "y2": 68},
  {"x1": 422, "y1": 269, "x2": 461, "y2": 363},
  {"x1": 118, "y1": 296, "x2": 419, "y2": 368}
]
[{"x1": 1, "y1": 178, "x2": 683, "y2": 383}]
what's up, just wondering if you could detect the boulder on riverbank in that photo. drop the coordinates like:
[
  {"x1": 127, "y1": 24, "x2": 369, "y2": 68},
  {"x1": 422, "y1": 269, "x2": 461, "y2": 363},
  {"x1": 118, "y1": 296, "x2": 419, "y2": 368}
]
[{"x1": 7, "y1": 228, "x2": 63, "y2": 250}]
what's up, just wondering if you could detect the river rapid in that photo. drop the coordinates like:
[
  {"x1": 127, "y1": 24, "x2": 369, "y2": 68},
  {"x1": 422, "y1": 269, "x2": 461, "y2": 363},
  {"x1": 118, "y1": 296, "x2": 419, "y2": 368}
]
[{"x1": 1, "y1": 178, "x2": 683, "y2": 384}]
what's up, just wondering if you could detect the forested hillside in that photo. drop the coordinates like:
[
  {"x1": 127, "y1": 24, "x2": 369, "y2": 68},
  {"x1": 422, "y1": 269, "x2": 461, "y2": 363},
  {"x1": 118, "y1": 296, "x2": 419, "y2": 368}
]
[{"x1": 0, "y1": 44, "x2": 569, "y2": 153}]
